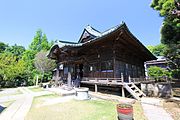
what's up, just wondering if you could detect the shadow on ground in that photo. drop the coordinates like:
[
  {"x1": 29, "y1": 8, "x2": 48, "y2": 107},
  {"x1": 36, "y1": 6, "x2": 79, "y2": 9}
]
[{"x1": 0, "y1": 105, "x2": 6, "y2": 113}]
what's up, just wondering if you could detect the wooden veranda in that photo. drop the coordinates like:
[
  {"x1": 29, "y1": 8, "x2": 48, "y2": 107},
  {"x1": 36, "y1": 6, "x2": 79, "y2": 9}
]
[{"x1": 81, "y1": 73, "x2": 155, "y2": 100}]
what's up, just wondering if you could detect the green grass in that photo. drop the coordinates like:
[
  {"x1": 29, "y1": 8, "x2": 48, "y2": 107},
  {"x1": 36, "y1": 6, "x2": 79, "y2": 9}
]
[
  {"x1": 28, "y1": 87, "x2": 44, "y2": 92},
  {"x1": 26, "y1": 96, "x2": 117, "y2": 120},
  {"x1": 133, "y1": 102, "x2": 147, "y2": 120},
  {"x1": 26, "y1": 95, "x2": 147, "y2": 120}
]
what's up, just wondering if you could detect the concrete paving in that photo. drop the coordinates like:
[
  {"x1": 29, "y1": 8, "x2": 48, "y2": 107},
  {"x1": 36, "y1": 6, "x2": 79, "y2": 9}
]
[
  {"x1": 141, "y1": 97, "x2": 174, "y2": 120},
  {"x1": 0, "y1": 87, "x2": 54, "y2": 120},
  {"x1": 0, "y1": 94, "x2": 24, "y2": 103}
]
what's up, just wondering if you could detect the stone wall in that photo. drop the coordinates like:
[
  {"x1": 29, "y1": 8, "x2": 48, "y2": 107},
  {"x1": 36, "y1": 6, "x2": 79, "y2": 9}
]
[{"x1": 141, "y1": 82, "x2": 172, "y2": 98}]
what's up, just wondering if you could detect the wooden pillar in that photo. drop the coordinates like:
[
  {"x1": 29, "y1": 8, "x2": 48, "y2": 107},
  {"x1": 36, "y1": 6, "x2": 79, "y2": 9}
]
[
  {"x1": 97, "y1": 50, "x2": 101, "y2": 78},
  {"x1": 128, "y1": 75, "x2": 131, "y2": 83},
  {"x1": 95, "y1": 84, "x2": 98, "y2": 93},
  {"x1": 113, "y1": 49, "x2": 116, "y2": 78},
  {"x1": 121, "y1": 73, "x2": 125, "y2": 97}
]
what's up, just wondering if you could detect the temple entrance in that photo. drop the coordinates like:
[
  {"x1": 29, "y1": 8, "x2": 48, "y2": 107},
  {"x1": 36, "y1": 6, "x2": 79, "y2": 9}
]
[
  {"x1": 79, "y1": 64, "x2": 83, "y2": 79},
  {"x1": 69, "y1": 63, "x2": 84, "y2": 80}
]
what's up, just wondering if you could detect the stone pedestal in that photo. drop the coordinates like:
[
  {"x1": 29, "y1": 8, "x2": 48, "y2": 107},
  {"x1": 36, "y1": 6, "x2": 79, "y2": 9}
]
[{"x1": 74, "y1": 87, "x2": 90, "y2": 100}]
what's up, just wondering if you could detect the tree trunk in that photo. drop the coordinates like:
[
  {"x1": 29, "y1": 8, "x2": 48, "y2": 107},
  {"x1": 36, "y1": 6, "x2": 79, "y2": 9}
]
[{"x1": 41, "y1": 71, "x2": 44, "y2": 83}]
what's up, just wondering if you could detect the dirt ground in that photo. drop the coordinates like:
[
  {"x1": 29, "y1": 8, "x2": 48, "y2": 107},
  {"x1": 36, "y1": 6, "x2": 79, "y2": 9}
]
[
  {"x1": 163, "y1": 80, "x2": 180, "y2": 120},
  {"x1": 165, "y1": 80, "x2": 180, "y2": 120},
  {"x1": 171, "y1": 79, "x2": 180, "y2": 97},
  {"x1": 163, "y1": 99, "x2": 180, "y2": 120},
  {"x1": 173, "y1": 88, "x2": 180, "y2": 97}
]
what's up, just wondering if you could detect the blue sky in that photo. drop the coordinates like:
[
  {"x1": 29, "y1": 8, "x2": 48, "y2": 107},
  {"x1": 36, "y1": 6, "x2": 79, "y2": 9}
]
[{"x1": 0, "y1": 0, "x2": 163, "y2": 48}]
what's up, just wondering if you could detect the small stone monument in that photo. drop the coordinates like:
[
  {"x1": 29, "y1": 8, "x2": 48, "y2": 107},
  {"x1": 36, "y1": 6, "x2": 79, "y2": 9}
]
[
  {"x1": 74, "y1": 87, "x2": 90, "y2": 100},
  {"x1": 67, "y1": 72, "x2": 72, "y2": 90}
]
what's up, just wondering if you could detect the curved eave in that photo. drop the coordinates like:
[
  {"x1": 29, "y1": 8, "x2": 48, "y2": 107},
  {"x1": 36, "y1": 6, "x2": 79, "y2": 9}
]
[
  {"x1": 47, "y1": 44, "x2": 60, "y2": 60},
  {"x1": 47, "y1": 41, "x2": 83, "y2": 60}
]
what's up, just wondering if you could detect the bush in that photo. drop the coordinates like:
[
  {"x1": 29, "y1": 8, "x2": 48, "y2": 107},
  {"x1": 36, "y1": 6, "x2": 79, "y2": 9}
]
[
  {"x1": 148, "y1": 66, "x2": 171, "y2": 81},
  {"x1": 171, "y1": 69, "x2": 180, "y2": 78}
]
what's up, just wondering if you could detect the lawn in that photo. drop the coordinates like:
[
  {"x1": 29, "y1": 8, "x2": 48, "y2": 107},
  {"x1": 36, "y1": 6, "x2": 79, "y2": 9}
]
[
  {"x1": 28, "y1": 87, "x2": 44, "y2": 92},
  {"x1": 25, "y1": 95, "x2": 147, "y2": 120}
]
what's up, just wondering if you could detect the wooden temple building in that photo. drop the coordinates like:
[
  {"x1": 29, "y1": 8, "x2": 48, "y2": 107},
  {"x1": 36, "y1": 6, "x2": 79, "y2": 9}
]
[{"x1": 47, "y1": 22, "x2": 156, "y2": 99}]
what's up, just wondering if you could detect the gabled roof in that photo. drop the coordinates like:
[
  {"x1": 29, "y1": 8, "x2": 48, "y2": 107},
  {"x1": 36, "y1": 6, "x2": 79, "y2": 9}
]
[
  {"x1": 78, "y1": 24, "x2": 121, "y2": 43},
  {"x1": 78, "y1": 25, "x2": 101, "y2": 43},
  {"x1": 47, "y1": 22, "x2": 156, "y2": 60},
  {"x1": 85, "y1": 25, "x2": 101, "y2": 37}
]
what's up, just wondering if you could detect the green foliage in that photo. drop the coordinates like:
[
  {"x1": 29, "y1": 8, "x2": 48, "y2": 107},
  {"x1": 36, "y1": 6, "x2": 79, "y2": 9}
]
[
  {"x1": 0, "y1": 52, "x2": 26, "y2": 87},
  {"x1": 151, "y1": 0, "x2": 180, "y2": 78},
  {"x1": 0, "y1": 42, "x2": 8, "y2": 53},
  {"x1": 5, "y1": 44, "x2": 25, "y2": 60},
  {"x1": 0, "y1": 29, "x2": 55, "y2": 88},
  {"x1": 161, "y1": 18, "x2": 180, "y2": 45},
  {"x1": 147, "y1": 44, "x2": 166, "y2": 56},
  {"x1": 171, "y1": 69, "x2": 180, "y2": 78},
  {"x1": 164, "y1": 44, "x2": 180, "y2": 78},
  {"x1": 148, "y1": 66, "x2": 171, "y2": 80},
  {"x1": 29, "y1": 29, "x2": 51, "y2": 52},
  {"x1": 151, "y1": 0, "x2": 175, "y2": 16},
  {"x1": 151, "y1": 0, "x2": 180, "y2": 44},
  {"x1": 41, "y1": 34, "x2": 50, "y2": 50},
  {"x1": 22, "y1": 29, "x2": 54, "y2": 84}
]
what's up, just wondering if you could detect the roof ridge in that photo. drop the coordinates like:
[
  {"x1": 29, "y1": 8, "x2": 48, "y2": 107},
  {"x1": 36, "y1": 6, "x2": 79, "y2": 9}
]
[
  {"x1": 85, "y1": 25, "x2": 101, "y2": 34},
  {"x1": 58, "y1": 40, "x2": 78, "y2": 44}
]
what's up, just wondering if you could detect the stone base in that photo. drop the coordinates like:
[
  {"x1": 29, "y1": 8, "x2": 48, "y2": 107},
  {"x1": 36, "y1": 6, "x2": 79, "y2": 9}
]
[
  {"x1": 74, "y1": 87, "x2": 90, "y2": 100},
  {"x1": 141, "y1": 82, "x2": 172, "y2": 98}
]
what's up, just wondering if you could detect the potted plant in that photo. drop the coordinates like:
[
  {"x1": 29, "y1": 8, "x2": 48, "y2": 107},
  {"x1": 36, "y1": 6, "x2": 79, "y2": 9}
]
[{"x1": 117, "y1": 103, "x2": 133, "y2": 120}]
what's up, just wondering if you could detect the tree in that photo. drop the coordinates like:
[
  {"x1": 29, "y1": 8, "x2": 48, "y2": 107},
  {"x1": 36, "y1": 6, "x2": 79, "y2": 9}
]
[
  {"x1": 164, "y1": 44, "x2": 180, "y2": 78},
  {"x1": 22, "y1": 50, "x2": 37, "y2": 84},
  {"x1": 151, "y1": 0, "x2": 180, "y2": 78},
  {"x1": 0, "y1": 42, "x2": 8, "y2": 53},
  {"x1": 0, "y1": 52, "x2": 26, "y2": 87},
  {"x1": 151, "y1": 0, "x2": 180, "y2": 44},
  {"x1": 0, "y1": 30, "x2": 54, "y2": 88},
  {"x1": 34, "y1": 51, "x2": 56, "y2": 82},
  {"x1": 23, "y1": 29, "x2": 54, "y2": 84},
  {"x1": 41, "y1": 34, "x2": 51, "y2": 50},
  {"x1": 147, "y1": 44, "x2": 166, "y2": 56},
  {"x1": 5, "y1": 44, "x2": 25, "y2": 60},
  {"x1": 148, "y1": 66, "x2": 171, "y2": 81},
  {"x1": 29, "y1": 29, "x2": 51, "y2": 52}
]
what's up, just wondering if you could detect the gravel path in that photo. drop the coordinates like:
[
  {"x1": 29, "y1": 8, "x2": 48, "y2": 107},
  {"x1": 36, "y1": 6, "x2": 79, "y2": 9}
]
[{"x1": 141, "y1": 97, "x2": 174, "y2": 120}]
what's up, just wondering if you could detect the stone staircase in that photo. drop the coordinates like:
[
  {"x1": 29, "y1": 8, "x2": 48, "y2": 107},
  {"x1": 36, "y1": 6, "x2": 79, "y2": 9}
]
[{"x1": 124, "y1": 83, "x2": 146, "y2": 100}]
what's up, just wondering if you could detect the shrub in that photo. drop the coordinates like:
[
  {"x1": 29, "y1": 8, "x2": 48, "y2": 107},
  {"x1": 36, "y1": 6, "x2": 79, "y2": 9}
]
[{"x1": 148, "y1": 66, "x2": 171, "y2": 81}]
